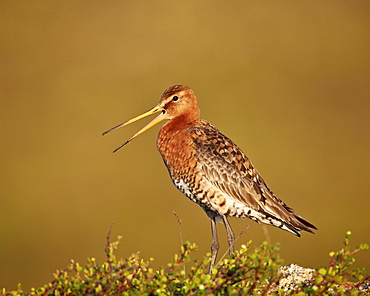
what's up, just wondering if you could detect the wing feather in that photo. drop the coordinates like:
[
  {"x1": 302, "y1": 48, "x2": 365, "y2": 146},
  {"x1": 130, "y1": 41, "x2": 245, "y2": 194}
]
[{"x1": 189, "y1": 120, "x2": 317, "y2": 234}]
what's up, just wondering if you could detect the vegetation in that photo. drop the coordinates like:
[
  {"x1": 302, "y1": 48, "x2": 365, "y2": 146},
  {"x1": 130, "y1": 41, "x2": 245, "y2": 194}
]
[{"x1": 1, "y1": 231, "x2": 368, "y2": 295}]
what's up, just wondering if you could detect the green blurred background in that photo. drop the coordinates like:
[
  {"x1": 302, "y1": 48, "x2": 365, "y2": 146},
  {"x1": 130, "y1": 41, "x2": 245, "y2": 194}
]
[{"x1": 1, "y1": 1, "x2": 369, "y2": 291}]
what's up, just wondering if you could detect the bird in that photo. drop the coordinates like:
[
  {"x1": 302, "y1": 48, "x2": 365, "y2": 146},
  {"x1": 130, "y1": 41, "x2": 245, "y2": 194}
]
[{"x1": 102, "y1": 84, "x2": 317, "y2": 271}]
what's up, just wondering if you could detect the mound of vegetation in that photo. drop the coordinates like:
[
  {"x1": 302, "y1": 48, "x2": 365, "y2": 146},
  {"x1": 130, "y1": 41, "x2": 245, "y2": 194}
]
[{"x1": 2, "y1": 231, "x2": 368, "y2": 295}]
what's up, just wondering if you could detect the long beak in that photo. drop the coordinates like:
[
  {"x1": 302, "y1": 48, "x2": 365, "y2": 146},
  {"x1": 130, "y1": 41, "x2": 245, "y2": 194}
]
[{"x1": 102, "y1": 105, "x2": 166, "y2": 152}]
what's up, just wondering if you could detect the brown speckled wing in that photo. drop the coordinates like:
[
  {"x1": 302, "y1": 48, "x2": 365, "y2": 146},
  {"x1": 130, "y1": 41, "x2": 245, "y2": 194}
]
[{"x1": 189, "y1": 120, "x2": 317, "y2": 235}]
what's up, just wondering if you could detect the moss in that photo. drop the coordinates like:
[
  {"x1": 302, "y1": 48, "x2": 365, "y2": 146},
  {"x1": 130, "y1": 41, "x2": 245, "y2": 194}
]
[{"x1": 1, "y1": 231, "x2": 368, "y2": 295}]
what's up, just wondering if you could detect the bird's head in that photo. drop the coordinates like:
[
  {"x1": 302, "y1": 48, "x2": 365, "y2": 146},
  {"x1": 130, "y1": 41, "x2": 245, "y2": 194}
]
[{"x1": 102, "y1": 84, "x2": 200, "y2": 152}]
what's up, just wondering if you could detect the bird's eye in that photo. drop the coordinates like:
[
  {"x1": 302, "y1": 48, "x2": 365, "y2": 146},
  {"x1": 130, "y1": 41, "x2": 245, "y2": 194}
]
[{"x1": 172, "y1": 96, "x2": 179, "y2": 102}]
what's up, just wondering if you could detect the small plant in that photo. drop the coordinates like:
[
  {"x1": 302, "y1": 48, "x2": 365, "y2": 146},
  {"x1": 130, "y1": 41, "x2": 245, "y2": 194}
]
[
  {"x1": 290, "y1": 231, "x2": 369, "y2": 295},
  {"x1": 1, "y1": 231, "x2": 368, "y2": 295}
]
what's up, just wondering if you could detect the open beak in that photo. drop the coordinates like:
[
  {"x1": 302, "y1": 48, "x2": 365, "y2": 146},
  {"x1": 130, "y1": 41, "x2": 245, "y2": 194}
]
[{"x1": 102, "y1": 105, "x2": 166, "y2": 152}]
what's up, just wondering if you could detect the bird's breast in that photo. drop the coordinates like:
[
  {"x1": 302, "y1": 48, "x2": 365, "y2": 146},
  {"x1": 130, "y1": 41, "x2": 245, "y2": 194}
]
[{"x1": 156, "y1": 122, "x2": 198, "y2": 183}]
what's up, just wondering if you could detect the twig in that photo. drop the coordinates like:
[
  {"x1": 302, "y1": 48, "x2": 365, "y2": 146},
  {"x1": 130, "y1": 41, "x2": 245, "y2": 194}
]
[
  {"x1": 105, "y1": 222, "x2": 114, "y2": 254},
  {"x1": 173, "y1": 211, "x2": 186, "y2": 277},
  {"x1": 173, "y1": 211, "x2": 183, "y2": 246}
]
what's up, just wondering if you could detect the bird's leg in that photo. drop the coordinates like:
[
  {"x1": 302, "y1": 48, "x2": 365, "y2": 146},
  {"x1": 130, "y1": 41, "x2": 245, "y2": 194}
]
[
  {"x1": 222, "y1": 215, "x2": 235, "y2": 255},
  {"x1": 209, "y1": 216, "x2": 220, "y2": 272}
]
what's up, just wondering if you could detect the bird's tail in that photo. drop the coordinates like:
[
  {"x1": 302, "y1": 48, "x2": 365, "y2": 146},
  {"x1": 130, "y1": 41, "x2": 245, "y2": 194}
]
[{"x1": 291, "y1": 214, "x2": 318, "y2": 234}]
